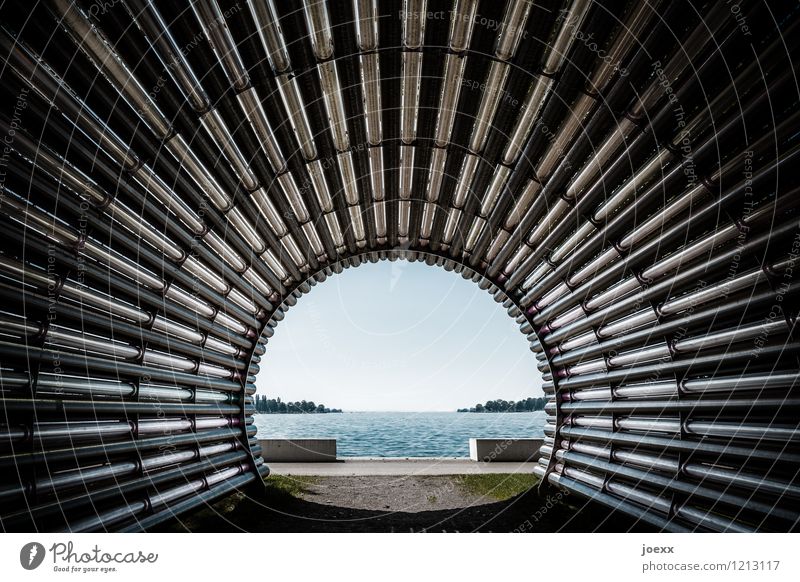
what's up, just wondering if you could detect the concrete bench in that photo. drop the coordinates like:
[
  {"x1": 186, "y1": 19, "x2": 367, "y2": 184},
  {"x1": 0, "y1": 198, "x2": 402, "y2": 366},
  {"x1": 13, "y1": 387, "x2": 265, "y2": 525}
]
[
  {"x1": 469, "y1": 438, "x2": 543, "y2": 462},
  {"x1": 260, "y1": 438, "x2": 337, "y2": 462}
]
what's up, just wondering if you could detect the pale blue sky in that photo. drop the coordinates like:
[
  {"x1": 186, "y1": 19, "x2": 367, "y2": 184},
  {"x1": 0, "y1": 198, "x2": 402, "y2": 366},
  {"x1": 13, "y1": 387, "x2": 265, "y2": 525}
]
[{"x1": 255, "y1": 260, "x2": 543, "y2": 411}]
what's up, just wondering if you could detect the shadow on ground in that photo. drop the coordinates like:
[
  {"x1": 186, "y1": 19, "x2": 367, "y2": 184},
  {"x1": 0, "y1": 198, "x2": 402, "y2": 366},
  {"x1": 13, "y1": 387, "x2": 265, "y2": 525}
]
[{"x1": 155, "y1": 475, "x2": 654, "y2": 533}]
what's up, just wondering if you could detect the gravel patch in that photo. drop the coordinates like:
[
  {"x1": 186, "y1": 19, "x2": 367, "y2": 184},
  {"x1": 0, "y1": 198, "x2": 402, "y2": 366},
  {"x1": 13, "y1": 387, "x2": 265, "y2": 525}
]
[
  {"x1": 159, "y1": 475, "x2": 653, "y2": 533},
  {"x1": 297, "y1": 475, "x2": 488, "y2": 512}
]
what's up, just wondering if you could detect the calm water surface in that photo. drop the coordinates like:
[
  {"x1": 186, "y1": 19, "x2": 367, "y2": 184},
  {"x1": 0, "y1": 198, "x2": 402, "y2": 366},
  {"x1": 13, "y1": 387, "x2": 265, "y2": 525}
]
[{"x1": 254, "y1": 411, "x2": 546, "y2": 457}]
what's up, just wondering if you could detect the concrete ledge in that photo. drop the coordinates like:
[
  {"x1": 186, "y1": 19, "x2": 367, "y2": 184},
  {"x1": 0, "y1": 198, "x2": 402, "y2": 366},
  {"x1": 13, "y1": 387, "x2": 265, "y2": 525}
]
[
  {"x1": 260, "y1": 438, "x2": 337, "y2": 462},
  {"x1": 267, "y1": 458, "x2": 539, "y2": 476},
  {"x1": 469, "y1": 438, "x2": 543, "y2": 462}
]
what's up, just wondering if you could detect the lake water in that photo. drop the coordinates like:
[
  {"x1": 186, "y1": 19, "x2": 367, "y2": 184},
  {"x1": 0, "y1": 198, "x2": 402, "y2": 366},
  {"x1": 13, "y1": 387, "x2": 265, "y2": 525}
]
[{"x1": 253, "y1": 411, "x2": 547, "y2": 457}]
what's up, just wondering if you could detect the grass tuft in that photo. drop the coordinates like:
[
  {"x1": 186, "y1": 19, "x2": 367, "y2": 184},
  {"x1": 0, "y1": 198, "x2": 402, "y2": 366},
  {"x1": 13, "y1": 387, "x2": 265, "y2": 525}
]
[
  {"x1": 263, "y1": 475, "x2": 318, "y2": 499},
  {"x1": 456, "y1": 473, "x2": 539, "y2": 501}
]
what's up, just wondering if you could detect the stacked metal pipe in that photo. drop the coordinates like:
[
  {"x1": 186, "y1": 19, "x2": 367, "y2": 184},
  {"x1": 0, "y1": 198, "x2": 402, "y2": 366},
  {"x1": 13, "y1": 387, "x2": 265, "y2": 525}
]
[{"x1": 0, "y1": 0, "x2": 797, "y2": 532}]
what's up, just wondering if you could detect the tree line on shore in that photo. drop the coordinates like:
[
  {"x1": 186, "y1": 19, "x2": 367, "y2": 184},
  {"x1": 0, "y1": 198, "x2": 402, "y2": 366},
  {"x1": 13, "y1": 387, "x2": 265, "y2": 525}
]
[
  {"x1": 255, "y1": 395, "x2": 342, "y2": 414},
  {"x1": 457, "y1": 397, "x2": 547, "y2": 413}
]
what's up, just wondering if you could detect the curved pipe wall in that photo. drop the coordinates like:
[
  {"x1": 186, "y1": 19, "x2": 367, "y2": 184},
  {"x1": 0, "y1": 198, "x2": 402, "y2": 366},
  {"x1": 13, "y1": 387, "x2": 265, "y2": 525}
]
[{"x1": 0, "y1": 0, "x2": 797, "y2": 532}]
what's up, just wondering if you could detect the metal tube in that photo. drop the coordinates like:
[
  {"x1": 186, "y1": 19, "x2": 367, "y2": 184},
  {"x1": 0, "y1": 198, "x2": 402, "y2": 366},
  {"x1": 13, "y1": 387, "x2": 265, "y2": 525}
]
[{"x1": 0, "y1": 0, "x2": 795, "y2": 534}]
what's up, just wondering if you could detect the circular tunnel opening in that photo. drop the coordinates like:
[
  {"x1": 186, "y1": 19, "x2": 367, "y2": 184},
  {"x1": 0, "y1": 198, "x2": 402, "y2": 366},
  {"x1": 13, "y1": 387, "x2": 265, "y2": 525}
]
[{"x1": 254, "y1": 257, "x2": 546, "y2": 459}]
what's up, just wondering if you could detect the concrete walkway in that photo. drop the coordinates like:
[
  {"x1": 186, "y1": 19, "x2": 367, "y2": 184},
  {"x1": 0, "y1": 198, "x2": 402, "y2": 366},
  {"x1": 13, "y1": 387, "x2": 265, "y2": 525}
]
[{"x1": 266, "y1": 457, "x2": 538, "y2": 476}]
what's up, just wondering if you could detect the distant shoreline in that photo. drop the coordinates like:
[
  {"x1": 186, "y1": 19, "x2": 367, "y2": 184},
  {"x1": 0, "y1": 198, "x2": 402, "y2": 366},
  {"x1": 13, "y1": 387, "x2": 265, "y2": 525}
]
[
  {"x1": 457, "y1": 397, "x2": 547, "y2": 414},
  {"x1": 255, "y1": 410, "x2": 546, "y2": 414},
  {"x1": 254, "y1": 410, "x2": 343, "y2": 415},
  {"x1": 255, "y1": 396, "x2": 342, "y2": 414},
  {"x1": 456, "y1": 410, "x2": 543, "y2": 413}
]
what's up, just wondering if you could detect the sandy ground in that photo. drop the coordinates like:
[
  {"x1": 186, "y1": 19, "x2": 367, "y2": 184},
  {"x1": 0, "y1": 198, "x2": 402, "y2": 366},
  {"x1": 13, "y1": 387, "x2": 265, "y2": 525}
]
[
  {"x1": 160, "y1": 475, "x2": 650, "y2": 533},
  {"x1": 299, "y1": 475, "x2": 487, "y2": 512}
]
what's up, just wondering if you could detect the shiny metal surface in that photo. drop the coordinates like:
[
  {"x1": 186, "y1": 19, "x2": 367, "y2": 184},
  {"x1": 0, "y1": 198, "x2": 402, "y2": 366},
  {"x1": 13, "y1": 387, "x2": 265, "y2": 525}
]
[{"x1": 0, "y1": 0, "x2": 797, "y2": 533}]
